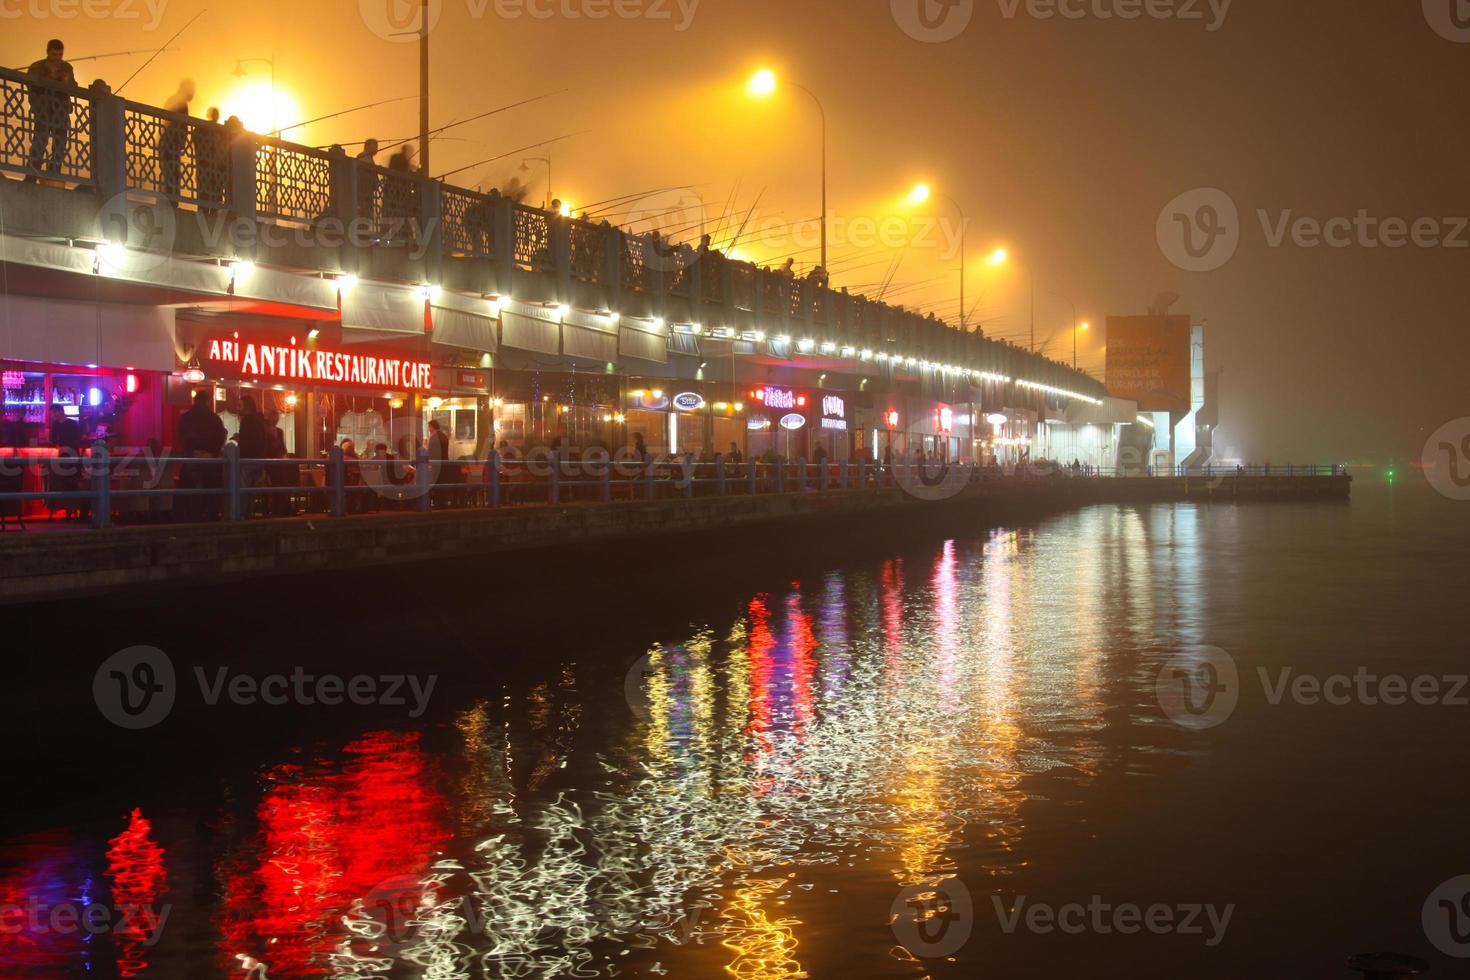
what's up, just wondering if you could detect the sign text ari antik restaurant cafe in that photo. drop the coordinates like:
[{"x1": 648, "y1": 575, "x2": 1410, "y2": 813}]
[{"x1": 205, "y1": 337, "x2": 434, "y2": 392}]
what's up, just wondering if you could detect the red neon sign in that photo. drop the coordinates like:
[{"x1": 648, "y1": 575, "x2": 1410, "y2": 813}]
[{"x1": 205, "y1": 338, "x2": 434, "y2": 391}]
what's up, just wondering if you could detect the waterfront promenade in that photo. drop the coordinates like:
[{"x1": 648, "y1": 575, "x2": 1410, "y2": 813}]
[{"x1": 0, "y1": 462, "x2": 1350, "y2": 603}]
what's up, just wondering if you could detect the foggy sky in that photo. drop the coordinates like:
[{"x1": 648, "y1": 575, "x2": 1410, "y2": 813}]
[{"x1": 6, "y1": 0, "x2": 1466, "y2": 464}]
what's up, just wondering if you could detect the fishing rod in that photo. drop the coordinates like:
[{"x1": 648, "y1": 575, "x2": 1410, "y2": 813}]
[
  {"x1": 275, "y1": 95, "x2": 416, "y2": 137},
  {"x1": 69, "y1": 47, "x2": 181, "y2": 64},
  {"x1": 433, "y1": 130, "x2": 588, "y2": 182},
  {"x1": 378, "y1": 89, "x2": 567, "y2": 156},
  {"x1": 116, "y1": 9, "x2": 205, "y2": 95}
]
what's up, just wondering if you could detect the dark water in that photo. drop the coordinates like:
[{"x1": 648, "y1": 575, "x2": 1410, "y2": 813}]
[{"x1": 3, "y1": 482, "x2": 1467, "y2": 978}]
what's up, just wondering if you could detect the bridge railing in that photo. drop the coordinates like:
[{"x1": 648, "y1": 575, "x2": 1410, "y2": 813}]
[
  {"x1": 0, "y1": 65, "x2": 1105, "y2": 402},
  {"x1": 0, "y1": 69, "x2": 95, "y2": 185},
  {"x1": 120, "y1": 102, "x2": 230, "y2": 211}
]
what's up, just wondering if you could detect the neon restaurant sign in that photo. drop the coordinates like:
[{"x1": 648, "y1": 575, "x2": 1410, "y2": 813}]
[{"x1": 204, "y1": 338, "x2": 434, "y2": 391}]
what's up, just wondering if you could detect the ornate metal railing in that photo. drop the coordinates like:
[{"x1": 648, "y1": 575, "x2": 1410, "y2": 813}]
[
  {"x1": 731, "y1": 263, "x2": 756, "y2": 311},
  {"x1": 254, "y1": 137, "x2": 332, "y2": 225},
  {"x1": 568, "y1": 219, "x2": 606, "y2": 283},
  {"x1": 440, "y1": 185, "x2": 497, "y2": 258},
  {"x1": 700, "y1": 253, "x2": 723, "y2": 303},
  {"x1": 621, "y1": 233, "x2": 652, "y2": 292},
  {"x1": 762, "y1": 274, "x2": 788, "y2": 318},
  {"x1": 122, "y1": 103, "x2": 229, "y2": 209},
  {"x1": 617, "y1": 235, "x2": 652, "y2": 293},
  {"x1": 0, "y1": 70, "x2": 94, "y2": 184},
  {"x1": 512, "y1": 204, "x2": 552, "y2": 272}
]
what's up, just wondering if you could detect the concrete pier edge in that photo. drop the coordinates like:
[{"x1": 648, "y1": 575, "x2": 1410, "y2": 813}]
[{"x1": 0, "y1": 475, "x2": 1350, "y2": 605}]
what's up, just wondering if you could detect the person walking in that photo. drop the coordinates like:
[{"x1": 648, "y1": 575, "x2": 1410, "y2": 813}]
[
  {"x1": 25, "y1": 40, "x2": 76, "y2": 181},
  {"x1": 178, "y1": 390, "x2": 226, "y2": 521}
]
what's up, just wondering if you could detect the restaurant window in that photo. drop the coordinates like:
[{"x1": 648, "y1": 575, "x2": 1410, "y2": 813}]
[
  {"x1": 3, "y1": 363, "x2": 161, "y2": 449},
  {"x1": 424, "y1": 396, "x2": 485, "y2": 459}
]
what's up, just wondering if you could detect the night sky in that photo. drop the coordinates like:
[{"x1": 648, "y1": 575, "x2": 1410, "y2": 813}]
[{"x1": 8, "y1": 0, "x2": 1466, "y2": 463}]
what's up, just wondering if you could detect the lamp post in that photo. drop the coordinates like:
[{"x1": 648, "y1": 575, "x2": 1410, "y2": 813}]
[
  {"x1": 748, "y1": 69, "x2": 828, "y2": 273},
  {"x1": 1048, "y1": 291, "x2": 1082, "y2": 370},
  {"x1": 908, "y1": 183, "x2": 971, "y2": 333},
  {"x1": 520, "y1": 156, "x2": 552, "y2": 210}
]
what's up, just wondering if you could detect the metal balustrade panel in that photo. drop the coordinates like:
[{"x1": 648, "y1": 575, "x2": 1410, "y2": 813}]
[
  {"x1": 512, "y1": 204, "x2": 552, "y2": 272},
  {"x1": 441, "y1": 186, "x2": 497, "y2": 258},
  {"x1": 123, "y1": 104, "x2": 229, "y2": 209},
  {"x1": 622, "y1": 235, "x2": 651, "y2": 292},
  {"x1": 568, "y1": 220, "x2": 606, "y2": 283},
  {"x1": 254, "y1": 139, "x2": 332, "y2": 225},
  {"x1": 731, "y1": 264, "x2": 755, "y2": 311},
  {"x1": 0, "y1": 69, "x2": 93, "y2": 184},
  {"x1": 700, "y1": 255, "x2": 723, "y2": 303}
]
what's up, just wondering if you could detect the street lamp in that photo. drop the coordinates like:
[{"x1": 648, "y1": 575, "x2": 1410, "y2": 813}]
[
  {"x1": 747, "y1": 68, "x2": 828, "y2": 273},
  {"x1": 908, "y1": 183, "x2": 971, "y2": 333},
  {"x1": 232, "y1": 57, "x2": 277, "y2": 134},
  {"x1": 987, "y1": 248, "x2": 1037, "y2": 351},
  {"x1": 520, "y1": 156, "x2": 552, "y2": 210}
]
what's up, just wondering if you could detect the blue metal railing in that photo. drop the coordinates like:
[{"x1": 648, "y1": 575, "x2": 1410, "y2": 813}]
[{"x1": 1, "y1": 445, "x2": 1021, "y2": 532}]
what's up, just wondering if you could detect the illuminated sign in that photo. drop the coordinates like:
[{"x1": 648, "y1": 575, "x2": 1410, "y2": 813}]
[
  {"x1": 820, "y1": 395, "x2": 847, "y2": 431},
  {"x1": 779, "y1": 413, "x2": 806, "y2": 431},
  {"x1": 747, "y1": 415, "x2": 772, "y2": 431},
  {"x1": 672, "y1": 391, "x2": 707, "y2": 412},
  {"x1": 885, "y1": 410, "x2": 900, "y2": 429},
  {"x1": 205, "y1": 337, "x2": 433, "y2": 391},
  {"x1": 629, "y1": 389, "x2": 670, "y2": 411},
  {"x1": 937, "y1": 406, "x2": 953, "y2": 433},
  {"x1": 753, "y1": 386, "x2": 797, "y2": 410}
]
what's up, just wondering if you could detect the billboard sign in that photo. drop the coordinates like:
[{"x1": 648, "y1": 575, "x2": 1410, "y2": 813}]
[{"x1": 1106, "y1": 315, "x2": 1192, "y2": 413}]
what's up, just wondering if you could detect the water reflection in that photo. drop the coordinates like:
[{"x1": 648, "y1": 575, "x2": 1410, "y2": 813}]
[{"x1": 2, "y1": 514, "x2": 1221, "y2": 978}]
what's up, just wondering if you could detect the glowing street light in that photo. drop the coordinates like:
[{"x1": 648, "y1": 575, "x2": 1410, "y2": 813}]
[
  {"x1": 746, "y1": 68, "x2": 777, "y2": 98},
  {"x1": 988, "y1": 247, "x2": 1008, "y2": 266},
  {"x1": 906, "y1": 182, "x2": 931, "y2": 206},
  {"x1": 746, "y1": 68, "x2": 828, "y2": 272}
]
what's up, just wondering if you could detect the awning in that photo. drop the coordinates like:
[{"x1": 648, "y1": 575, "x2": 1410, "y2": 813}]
[
  {"x1": 234, "y1": 266, "x2": 338, "y2": 312},
  {"x1": 0, "y1": 293, "x2": 176, "y2": 372},
  {"x1": 619, "y1": 321, "x2": 667, "y2": 364},
  {"x1": 0, "y1": 234, "x2": 95, "y2": 277},
  {"x1": 500, "y1": 305, "x2": 560, "y2": 355},
  {"x1": 341, "y1": 281, "x2": 425, "y2": 341},
  {"x1": 563, "y1": 323, "x2": 617, "y2": 362},
  {"x1": 430, "y1": 293, "x2": 498, "y2": 354}
]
